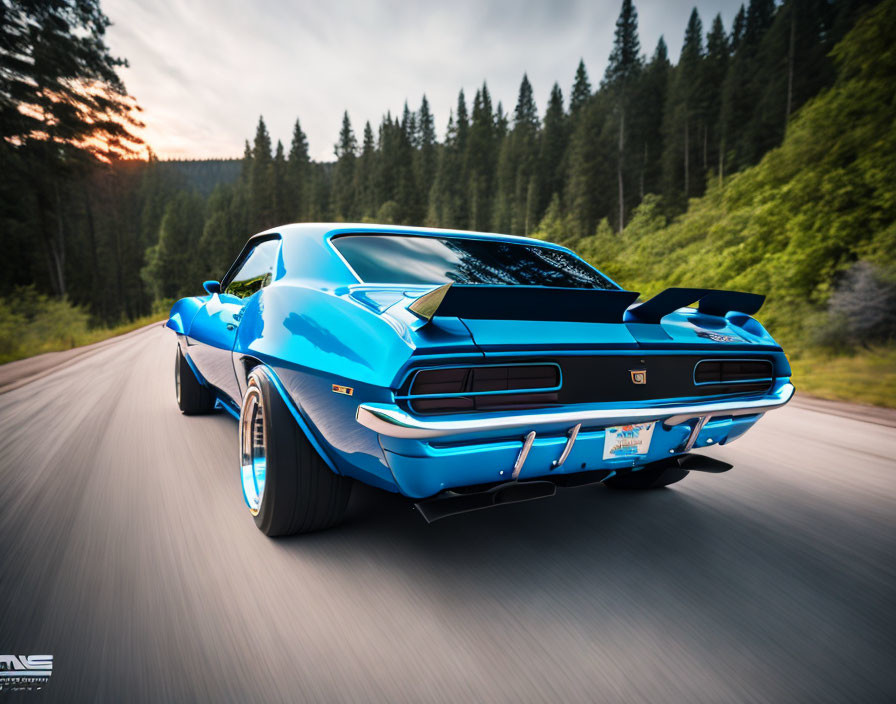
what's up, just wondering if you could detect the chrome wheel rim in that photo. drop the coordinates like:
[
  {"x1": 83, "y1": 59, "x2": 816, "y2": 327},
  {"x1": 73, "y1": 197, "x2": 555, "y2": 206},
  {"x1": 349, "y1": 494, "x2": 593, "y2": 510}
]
[{"x1": 240, "y1": 384, "x2": 266, "y2": 516}]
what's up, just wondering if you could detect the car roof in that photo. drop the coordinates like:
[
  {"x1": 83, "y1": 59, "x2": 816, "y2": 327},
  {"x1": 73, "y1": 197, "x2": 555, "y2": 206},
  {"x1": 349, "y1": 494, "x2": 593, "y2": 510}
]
[
  {"x1": 251, "y1": 222, "x2": 572, "y2": 249},
  {"x1": 237, "y1": 222, "x2": 603, "y2": 288}
]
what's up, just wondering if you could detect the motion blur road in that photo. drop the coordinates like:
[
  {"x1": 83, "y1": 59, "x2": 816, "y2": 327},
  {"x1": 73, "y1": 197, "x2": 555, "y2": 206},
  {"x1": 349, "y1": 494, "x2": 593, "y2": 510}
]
[{"x1": 1, "y1": 325, "x2": 894, "y2": 703}]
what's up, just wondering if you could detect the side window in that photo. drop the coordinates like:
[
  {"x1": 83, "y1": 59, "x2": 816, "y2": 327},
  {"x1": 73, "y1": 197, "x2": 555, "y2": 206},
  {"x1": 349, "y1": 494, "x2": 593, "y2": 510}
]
[{"x1": 224, "y1": 238, "x2": 280, "y2": 298}]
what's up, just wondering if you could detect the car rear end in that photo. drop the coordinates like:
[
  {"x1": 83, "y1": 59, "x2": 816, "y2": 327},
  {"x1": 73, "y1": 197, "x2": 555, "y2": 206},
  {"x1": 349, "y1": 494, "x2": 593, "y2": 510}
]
[
  {"x1": 328, "y1": 228, "x2": 793, "y2": 509},
  {"x1": 359, "y1": 345, "x2": 792, "y2": 499}
]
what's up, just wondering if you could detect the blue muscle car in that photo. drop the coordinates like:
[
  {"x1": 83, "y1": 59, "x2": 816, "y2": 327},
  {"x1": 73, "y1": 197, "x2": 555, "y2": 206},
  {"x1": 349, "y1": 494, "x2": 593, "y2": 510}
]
[{"x1": 167, "y1": 224, "x2": 794, "y2": 535}]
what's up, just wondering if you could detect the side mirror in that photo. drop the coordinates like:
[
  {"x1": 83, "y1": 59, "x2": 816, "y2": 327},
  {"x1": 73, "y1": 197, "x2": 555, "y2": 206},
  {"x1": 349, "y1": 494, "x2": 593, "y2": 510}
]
[{"x1": 203, "y1": 280, "x2": 221, "y2": 295}]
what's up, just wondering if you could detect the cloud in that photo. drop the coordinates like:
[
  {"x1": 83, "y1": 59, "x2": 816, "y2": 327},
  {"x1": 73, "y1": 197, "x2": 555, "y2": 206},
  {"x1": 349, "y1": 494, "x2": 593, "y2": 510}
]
[{"x1": 103, "y1": 0, "x2": 745, "y2": 161}]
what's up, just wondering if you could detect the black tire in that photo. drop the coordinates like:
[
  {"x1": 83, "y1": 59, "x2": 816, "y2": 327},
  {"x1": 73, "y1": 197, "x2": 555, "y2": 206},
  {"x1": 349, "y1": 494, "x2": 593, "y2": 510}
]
[
  {"x1": 241, "y1": 367, "x2": 352, "y2": 536},
  {"x1": 604, "y1": 463, "x2": 689, "y2": 490},
  {"x1": 175, "y1": 345, "x2": 215, "y2": 414}
]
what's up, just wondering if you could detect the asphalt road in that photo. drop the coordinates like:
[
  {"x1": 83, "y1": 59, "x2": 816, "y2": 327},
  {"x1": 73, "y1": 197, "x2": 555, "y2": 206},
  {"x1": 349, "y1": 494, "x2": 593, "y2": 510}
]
[{"x1": 1, "y1": 325, "x2": 894, "y2": 703}]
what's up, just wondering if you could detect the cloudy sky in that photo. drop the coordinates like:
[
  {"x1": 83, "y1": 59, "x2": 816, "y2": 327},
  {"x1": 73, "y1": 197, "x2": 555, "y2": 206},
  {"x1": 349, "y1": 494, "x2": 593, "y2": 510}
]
[{"x1": 103, "y1": 0, "x2": 744, "y2": 162}]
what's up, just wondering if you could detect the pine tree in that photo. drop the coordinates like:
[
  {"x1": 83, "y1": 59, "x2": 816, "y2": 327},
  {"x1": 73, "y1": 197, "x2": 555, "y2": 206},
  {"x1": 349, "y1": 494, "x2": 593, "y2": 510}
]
[
  {"x1": 570, "y1": 59, "x2": 592, "y2": 116},
  {"x1": 538, "y1": 83, "x2": 568, "y2": 214},
  {"x1": 603, "y1": 0, "x2": 643, "y2": 232},
  {"x1": 0, "y1": 0, "x2": 142, "y2": 154},
  {"x1": 720, "y1": 0, "x2": 778, "y2": 171},
  {"x1": 704, "y1": 15, "x2": 730, "y2": 183},
  {"x1": 397, "y1": 104, "x2": 420, "y2": 223},
  {"x1": 662, "y1": 8, "x2": 705, "y2": 207},
  {"x1": 633, "y1": 37, "x2": 670, "y2": 198},
  {"x1": 465, "y1": 84, "x2": 498, "y2": 230},
  {"x1": 455, "y1": 89, "x2": 469, "y2": 151},
  {"x1": 604, "y1": 0, "x2": 643, "y2": 86},
  {"x1": 494, "y1": 74, "x2": 540, "y2": 234},
  {"x1": 566, "y1": 91, "x2": 615, "y2": 240},
  {"x1": 272, "y1": 140, "x2": 288, "y2": 224},
  {"x1": 357, "y1": 121, "x2": 377, "y2": 218},
  {"x1": 333, "y1": 111, "x2": 357, "y2": 220},
  {"x1": 745, "y1": 0, "x2": 776, "y2": 45},
  {"x1": 416, "y1": 95, "x2": 437, "y2": 219},
  {"x1": 429, "y1": 112, "x2": 453, "y2": 226},
  {"x1": 731, "y1": 4, "x2": 747, "y2": 48},
  {"x1": 495, "y1": 101, "x2": 509, "y2": 137},
  {"x1": 198, "y1": 185, "x2": 238, "y2": 280},
  {"x1": 514, "y1": 76, "x2": 540, "y2": 234},
  {"x1": 249, "y1": 116, "x2": 275, "y2": 228},
  {"x1": 141, "y1": 191, "x2": 206, "y2": 299},
  {"x1": 514, "y1": 75, "x2": 539, "y2": 131},
  {"x1": 453, "y1": 90, "x2": 470, "y2": 226},
  {"x1": 1, "y1": 0, "x2": 144, "y2": 296},
  {"x1": 306, "y1": 164, "x2": 330, "y2": 222},
  {"x1": 373, "y1": 111, "x2": 414, "y2": 223},
  {"x1": 749, "y1": 0, "x2": 843, "y2": 164},
  {"x1": 429, "y1": 99, "x2": 466, "y2": 227},
  {"x1": 401, "y1": 102, "x2": 417, "y2": 148},
  {"x1": 240, "y1": 140, "x2": 253, "y2": 185},
  {"x1": 287, "y1": 119, "x2": 309, "y2": 220}
]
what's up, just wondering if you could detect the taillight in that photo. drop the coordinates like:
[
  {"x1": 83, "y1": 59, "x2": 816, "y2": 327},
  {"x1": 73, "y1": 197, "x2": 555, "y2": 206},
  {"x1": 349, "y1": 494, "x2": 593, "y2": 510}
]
[
  {"x1": 401, "y1": 364, "x2": 561, "y2": 414},
  {"x1": 694, "y1": 359, "x2": 773, "y2": 394}
]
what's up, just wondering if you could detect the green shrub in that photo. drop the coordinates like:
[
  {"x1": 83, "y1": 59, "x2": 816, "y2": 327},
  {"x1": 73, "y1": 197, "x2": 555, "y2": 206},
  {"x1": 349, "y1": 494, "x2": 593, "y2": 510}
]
[{"x1": 0, "y1": 286, "x2": 90, "y2": 362}]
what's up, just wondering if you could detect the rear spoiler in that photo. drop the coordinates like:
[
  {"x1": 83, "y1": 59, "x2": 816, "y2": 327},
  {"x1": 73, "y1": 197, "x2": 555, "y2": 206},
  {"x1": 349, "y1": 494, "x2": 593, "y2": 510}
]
[
  {"x1": 626, "y1": 287, "x2": 765, "y2": 323},
  {"x1": 408, "y1": 284, "x2": 639, "y2": 323},
  {"x1": 408, "y1": 283, "x2": 763, "y2": 324}
]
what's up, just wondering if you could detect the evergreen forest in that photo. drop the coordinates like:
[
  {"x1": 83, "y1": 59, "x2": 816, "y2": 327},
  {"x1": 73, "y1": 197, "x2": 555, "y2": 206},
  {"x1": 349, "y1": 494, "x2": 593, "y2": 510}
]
[{"x1": 1, "y1": 0, "x2": 893, "y2": 402}]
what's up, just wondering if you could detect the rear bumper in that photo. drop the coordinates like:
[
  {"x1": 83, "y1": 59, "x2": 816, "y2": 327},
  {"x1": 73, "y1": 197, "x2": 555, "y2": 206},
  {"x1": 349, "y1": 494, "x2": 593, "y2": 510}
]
[
  {"x1": 355, "y1": 381, "x2": 794, "y2": 498},
  {"x1": 356, "y1": 382, "x2": 795, "y2": 439}
]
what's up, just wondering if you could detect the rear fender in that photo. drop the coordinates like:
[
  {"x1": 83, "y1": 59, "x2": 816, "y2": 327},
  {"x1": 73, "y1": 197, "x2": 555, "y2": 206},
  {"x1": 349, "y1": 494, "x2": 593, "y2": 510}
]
[
  {"x1": 246, "y1": 362, "x2": 343, "y2": 476},
  {"x1": 178, "y1": 340, "x2": 210, "y2": 388}
]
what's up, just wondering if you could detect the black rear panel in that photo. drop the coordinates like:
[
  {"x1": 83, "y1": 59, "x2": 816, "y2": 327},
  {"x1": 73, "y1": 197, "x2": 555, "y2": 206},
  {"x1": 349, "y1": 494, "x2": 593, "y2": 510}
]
[
  {"x1": 556, "y1": 355, "x2": 773, "y2": 404},
  {"x1": 400, "y1": 355, "x2": 775, "y2": 415}
]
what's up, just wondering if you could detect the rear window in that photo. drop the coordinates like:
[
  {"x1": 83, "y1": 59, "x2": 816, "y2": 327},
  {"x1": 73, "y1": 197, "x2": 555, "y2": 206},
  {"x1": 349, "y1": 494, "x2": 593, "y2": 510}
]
[{"x1": 332, "y1": 234, "x2": 616, "y2": 289}]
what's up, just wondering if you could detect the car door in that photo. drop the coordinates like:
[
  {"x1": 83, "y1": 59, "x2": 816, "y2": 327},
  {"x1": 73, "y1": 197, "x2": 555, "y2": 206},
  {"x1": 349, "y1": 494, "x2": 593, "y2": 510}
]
[{"x1": 188, "y1": 236, "x2": 281, "y2": 403}]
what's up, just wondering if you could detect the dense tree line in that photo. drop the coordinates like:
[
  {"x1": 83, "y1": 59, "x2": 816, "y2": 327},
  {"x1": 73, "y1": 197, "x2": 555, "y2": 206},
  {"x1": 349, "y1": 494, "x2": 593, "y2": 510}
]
[
  {"x1": 577, "y1": 0, "x2": 896, "y2": 349},
  {"x1": 0, "y1": 0, "x2": 880, "y2": 328},
  {"x1": 1, "y1": 0, "x2": 145, "y2": 321},
  {"x1": 308, "y1": 0, "x2": 872, "y2": 239}
]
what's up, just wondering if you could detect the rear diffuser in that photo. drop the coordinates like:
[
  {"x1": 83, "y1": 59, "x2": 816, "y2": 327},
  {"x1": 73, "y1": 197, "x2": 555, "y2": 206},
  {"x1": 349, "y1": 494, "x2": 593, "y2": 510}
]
[{"x1": 415, "y1": 480, "x2": 556, "y2": 523}]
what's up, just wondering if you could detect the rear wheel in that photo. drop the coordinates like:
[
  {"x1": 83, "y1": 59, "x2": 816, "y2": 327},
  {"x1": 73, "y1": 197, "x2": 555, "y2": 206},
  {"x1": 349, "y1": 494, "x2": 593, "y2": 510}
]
[
  {"x1": 240, "y1": 367, "x2": 352, "y2": 536},
  {"x1": 604, "y1": 463, "x2": 689, "y2": 490},
  {"x1": 175, "y1": 345, "x2": 215, "y2": 414}
]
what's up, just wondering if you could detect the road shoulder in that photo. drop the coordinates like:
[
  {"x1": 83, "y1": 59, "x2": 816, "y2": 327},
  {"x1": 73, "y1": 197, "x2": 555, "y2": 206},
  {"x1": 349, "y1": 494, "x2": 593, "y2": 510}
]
[
  {"x1": 0, "y1": 321, "x2": 164, "y2": 394},
  {"x1": 790, "y1": 393, "x2": 896, "y2": 428}
]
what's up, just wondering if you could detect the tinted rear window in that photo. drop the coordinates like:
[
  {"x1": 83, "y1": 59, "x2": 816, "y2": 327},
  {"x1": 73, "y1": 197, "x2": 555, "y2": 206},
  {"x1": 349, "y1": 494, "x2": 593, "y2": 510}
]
[{"x1": 332, "y1": 234, "x2": 616, "y2": 289}]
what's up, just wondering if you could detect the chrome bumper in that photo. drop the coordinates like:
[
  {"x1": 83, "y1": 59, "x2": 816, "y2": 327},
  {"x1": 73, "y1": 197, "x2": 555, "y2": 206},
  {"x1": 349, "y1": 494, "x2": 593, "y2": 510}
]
[{"x1": 355, "y1": 382, "x2": 795, "y2": 440}]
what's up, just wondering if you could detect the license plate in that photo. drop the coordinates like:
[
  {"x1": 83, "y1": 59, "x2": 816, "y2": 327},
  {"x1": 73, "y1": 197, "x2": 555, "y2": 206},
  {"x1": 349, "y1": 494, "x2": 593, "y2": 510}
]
[{"x1": 603, "y1": 422, "x2": 656, "y2": 460}]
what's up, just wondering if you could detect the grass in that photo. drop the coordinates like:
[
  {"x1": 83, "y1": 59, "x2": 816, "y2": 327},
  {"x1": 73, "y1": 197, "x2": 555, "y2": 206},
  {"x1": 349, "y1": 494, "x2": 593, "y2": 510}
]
[
  {"x1": 78, "y1": 315, "x2": 163, "y2": 347},
  {"x1": 789, "y1": 346, "x2": 896, "y2": 408},
  {"x1": 0, "y1": 288, "x2": 172, "y2": 365},
  {"x1": 0, "y1": 313, "x2": 162, "y2": 365}
]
